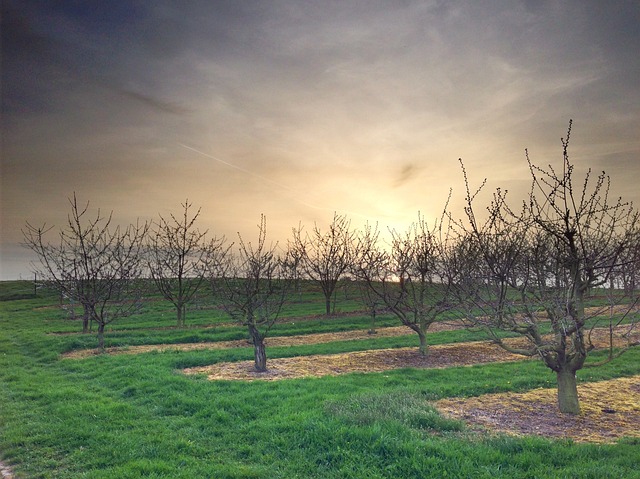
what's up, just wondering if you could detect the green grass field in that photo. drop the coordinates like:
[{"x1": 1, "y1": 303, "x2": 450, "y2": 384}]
[{"x1": 1, "y1": 281, "x2": 639, "y2": 478}]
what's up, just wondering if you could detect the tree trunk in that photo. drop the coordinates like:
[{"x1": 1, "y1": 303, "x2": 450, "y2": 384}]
[
  {"x1": 176, "y1": 303, "x2": 187, "y2": 328},
  {"x1": 248, "y1": 324, "x2": 267, "y2": 372},
  {"x1": 556, "y1": 368, "x2": 580, "y2": 414},
  {"x1": 68, "y1": 298, "x2": 76, "y2": 320},
  {"x1": 368, "y1": 309, "x2": 377, "y2": 335},
  {"x1": 253, "y1": 339, "x2": 267, "y2": 372},
  {"x1": 417, "y1": 330, "x2": 428, "y2": 356},
  {"x1": 97, "y1": 322, "x2": 106, "y2": 352},
  {"x1": 325, "y1": 296, "x2": 331, "y2": 316},
  {"x1": 82, "y1": 305, "x2": 90, "y2": 333}
]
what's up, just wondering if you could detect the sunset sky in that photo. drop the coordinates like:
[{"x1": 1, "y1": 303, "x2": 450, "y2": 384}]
[{"x1": 2, "y1": 1, "x2": 639, "y2": 280}]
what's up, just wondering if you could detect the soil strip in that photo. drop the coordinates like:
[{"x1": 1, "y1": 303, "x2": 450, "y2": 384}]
[
  {"x1": 435, "y1": 375, "x2": 640, "y2": 443},
  {"x1": 61, "y1": 321, "x2": 465, "y2": 359},
  {"x1": 0, "y1": 461, "x2": 13, "y2": 479},
  {"x1": 182, "y1": 328, "x2": 637, "y2": 381}
]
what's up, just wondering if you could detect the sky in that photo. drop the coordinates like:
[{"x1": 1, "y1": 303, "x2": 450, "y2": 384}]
[{"x1": 2, "y1": 0, "x2": 640, "y2": 280}]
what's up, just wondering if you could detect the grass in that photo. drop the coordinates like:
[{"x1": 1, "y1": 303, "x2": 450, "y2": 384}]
[{"x1": 1, "y1": 281, "x2": 639, "y2": 478}]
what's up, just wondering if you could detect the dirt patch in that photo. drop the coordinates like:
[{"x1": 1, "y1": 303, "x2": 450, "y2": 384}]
[
  {"x1": 61, "y1": 321, "x2": 465, "y2": 359},
  {"x1": 0, "y1": 460, "x2": 13, "y2": 479},
  {"x1": 181, "y1": 328, "x2": 637, "y2": 382},
  {"x1": 183, "y1": 340, "x2": 529, "y2": 380},
  {"x1": 435, "y1": 376, "x2": 640, "y2": 443}
]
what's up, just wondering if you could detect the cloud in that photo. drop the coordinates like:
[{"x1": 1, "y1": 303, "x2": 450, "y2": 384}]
[
  {"x1": 109, "y1": 88, "x2": 190, "y2": 115},
  {"x1": 393, "y1": 164, "x2": 419, "y2": 188},
  {"x1": 2, "y1": 0, "x2": 639, "y2": 279}
]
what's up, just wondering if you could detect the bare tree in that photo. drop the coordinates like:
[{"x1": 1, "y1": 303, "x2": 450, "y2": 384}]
[
  {"x1": 23, "y1": 194, "x2": 148, "y2": 349},
  {"x1": 354, "y1": 213, "x2": 456, "y2": 355},
  {"x1": 213, "y1": 215, "x2": 296, "y2": 372},
  {"x1": 147, "y1": 201, "x2": 227, "y2": 328},
  {"x1": 351, "y1": 223, "x2": 385, "y2": 335},
  {"x1": 292, "y1": 213, "x2": 357, "y2": 316},
  {"x1": 454, "y1": 121, "x2": 639, "y2": 414},
  {"x1": 615, "y1": 228, "x2": 640, "y2": 295}
]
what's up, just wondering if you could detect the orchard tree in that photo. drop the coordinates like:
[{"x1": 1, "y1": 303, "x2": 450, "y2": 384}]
[
  {"x1": 23, "y1": 194, "x2": 148, "y2": 349},
  {"x1": 454, "y1": 121, "x2": 639, "y2": 414},
  {"x1": 351, "y1": 223, "x2": 385, "y2": 335},
  {"x1": 213, "y1": 215, "x2": 296, "y2": 372},
  {"x1": 147, "y1": 201, "x2": 227, "y2": 328},
  {"x1": 614, "y1": 228, "x2": 640, "y2": 294},
  {"x1": 292, "y1": 213, "x2": 357, "y2": 316},
  {"x1": 354, "y1": 213, "x2": 456, "y2": 356}
]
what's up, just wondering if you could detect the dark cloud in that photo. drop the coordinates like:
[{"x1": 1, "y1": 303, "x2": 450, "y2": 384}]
[
  {"x1": 394, "y1": 164, "x2": 419, "y2": 188},
  {"x1": 106, "y1": 87, "x2": 190, "y2": 115},
  {"x1": 1, "y1": 3, "x2": 72, "y2": 114}
]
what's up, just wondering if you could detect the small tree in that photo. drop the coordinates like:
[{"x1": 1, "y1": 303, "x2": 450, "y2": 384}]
[
  {"x1": 147, "y1": 201, "x2": 227, "y2": 328},
  {"x1": 354, "y1": 213, "x2": 455, "y2": 356},
  {"x1": 292, "y1": 213, "x2": 357, "y2": 315},
  {"x1": 615, "y1": 228, "x2": 640, "y2": 294},
  {"x1": 454, "y1": 121, "x2": 639, "y2": 414},
  {"x1": 23, "y1": 194, "x2": 148, "y2": 349},
  {"x1": 351, "y1": 223, "x2": 385, "y2": 334},
  {"x1": 213, "y1": 215, "x2": 296, "y2": 372}
]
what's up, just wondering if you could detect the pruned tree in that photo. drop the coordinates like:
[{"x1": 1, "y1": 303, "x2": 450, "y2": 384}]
[
  {"x1": 614, "y1": 228, "x2": 640, "y2": 295},
  {"x1": 212, "y1": 215, "x2": 296, "y2": 372},
  {"x1": 354, "y1": 212, "x2": 456, "y2": 356},
  {"x1": 292, "y1": 213, "x2": 357, "y2": 316},
  {"x1": 351, "y1": 223, "x2": 385, "y2": 335},
  {"x1": 454, "y1": 121, "x2": 639, "y2": 414},
  {"x1": 147, "y1": 200, "x2": 228, "y2": 328},
  {"x1": 22, "y1": 194, "x2": 148, "y2": 349}
]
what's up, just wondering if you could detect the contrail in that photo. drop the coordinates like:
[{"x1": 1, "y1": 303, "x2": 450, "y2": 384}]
[
  {"x1": 178, "y1": 143, "x2": 380, "y2": 222},
  {"x1": 178, "y1": 143, "x2": 328, "y2": 212},
  {"x1": 179, "y1": 143, "x2": 288, "y2": 189}
]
